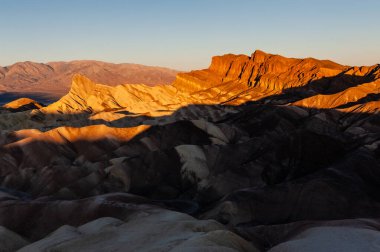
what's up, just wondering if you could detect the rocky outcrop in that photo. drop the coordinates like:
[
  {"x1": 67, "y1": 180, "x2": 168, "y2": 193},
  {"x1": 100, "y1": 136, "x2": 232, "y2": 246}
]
[{"x1": 173, "y1": 50, "x2": 347, "y2": 92}]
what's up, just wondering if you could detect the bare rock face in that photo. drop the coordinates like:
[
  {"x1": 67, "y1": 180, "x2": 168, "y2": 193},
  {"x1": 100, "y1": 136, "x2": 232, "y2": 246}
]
[
  {"x1": 173, "y1": 50, "x2": 347, "y2": 93},
  {"x1": 1, "y1": 50, "x2": 380, "y2": 251}
]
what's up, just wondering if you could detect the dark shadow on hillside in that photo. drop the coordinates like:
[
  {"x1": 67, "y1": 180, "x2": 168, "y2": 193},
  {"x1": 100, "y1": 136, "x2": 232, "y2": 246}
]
[
  {"x1": 2, "y1": 102, "x2": 380, "y2": 196},
  {"x1": 2, "y1": 97, "x2": 380, "y2": 244},
  {"x1": 247, "y1": 73, "x2": 378, "y2": 105},
  {"x1": 336, "y1": 92, "x2": 380, "y2": 109},
  {"x1": 1, "y1": 71, "x2": 380, "y2": 243}
]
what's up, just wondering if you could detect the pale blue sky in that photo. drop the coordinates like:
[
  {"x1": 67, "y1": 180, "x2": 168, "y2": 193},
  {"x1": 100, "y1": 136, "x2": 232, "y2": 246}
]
[{"x1": 0, "y1": 0, "x2": 379, "y2": 70}]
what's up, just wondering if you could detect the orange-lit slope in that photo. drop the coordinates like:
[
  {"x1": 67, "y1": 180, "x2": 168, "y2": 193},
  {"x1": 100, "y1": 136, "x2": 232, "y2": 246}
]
[
  {"x1": 43, "y1": 50, "x2": 380, "y2": 116},
  {"x1": 3, "y1": 98, "x2": 44, "y2": 111}
]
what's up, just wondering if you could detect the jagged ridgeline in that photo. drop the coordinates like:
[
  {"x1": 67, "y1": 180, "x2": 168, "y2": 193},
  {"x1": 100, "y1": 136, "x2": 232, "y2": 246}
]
[
  {"x1": 43, "y1": 50, "x2": 380, "y2": 114},
  {"x1": 0, "y1": 51, "x2": 380, "y2": 251}
]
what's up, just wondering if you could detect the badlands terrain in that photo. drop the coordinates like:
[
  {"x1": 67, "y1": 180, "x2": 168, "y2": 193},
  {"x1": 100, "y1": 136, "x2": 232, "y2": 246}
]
[
  {"x1": 1, "y1": 50, "x2": 380, "y2": 251},
  {"x1": 0, "y1": 60, "x2": 178, "y2": 104}
]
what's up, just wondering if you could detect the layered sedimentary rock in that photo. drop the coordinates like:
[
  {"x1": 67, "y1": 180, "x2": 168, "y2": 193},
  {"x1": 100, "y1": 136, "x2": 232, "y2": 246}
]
[
  {"x1": 174, "y1": 50, "x2": 346, "y2": 92},
  {"x1": 0, "y1": 50, "x2": 380, "y2": 251},
  {"x1": 37, "y1": 50, "x2": 380, "y2": 116}
]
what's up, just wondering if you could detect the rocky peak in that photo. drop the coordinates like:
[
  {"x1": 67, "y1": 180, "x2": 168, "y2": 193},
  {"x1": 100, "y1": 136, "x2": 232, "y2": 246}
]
[
  {"x1": 251, "y1": 49, "x2": 268, "y2": 64},
  {"x1": 70, "y1": 74, "x2": 97, "y2": 98}
]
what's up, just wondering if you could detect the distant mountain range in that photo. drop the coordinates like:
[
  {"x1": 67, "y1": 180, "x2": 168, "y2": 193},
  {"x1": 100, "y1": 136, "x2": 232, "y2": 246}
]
[{"x1": 0, "y1": 60, "x2": 178, "y2": 104}]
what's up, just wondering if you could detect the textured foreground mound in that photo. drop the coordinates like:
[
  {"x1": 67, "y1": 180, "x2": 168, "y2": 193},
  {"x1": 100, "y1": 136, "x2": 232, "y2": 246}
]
[{"x1": 1, "y1": 50, "x2": 380, "y2": 251}]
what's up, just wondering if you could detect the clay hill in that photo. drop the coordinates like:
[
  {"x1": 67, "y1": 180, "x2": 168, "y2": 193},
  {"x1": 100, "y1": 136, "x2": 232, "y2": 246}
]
[
  {"x1": 1, "y1": 50, "x2": 380, "y2": 251},
  {"x1": 0, "y1": 60, "x2": 178, "y2": 104}
]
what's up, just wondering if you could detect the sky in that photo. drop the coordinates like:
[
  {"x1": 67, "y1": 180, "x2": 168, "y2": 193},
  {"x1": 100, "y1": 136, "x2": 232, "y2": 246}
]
[{"x1": 0, "y1": 0, "x2": 379, "y2": 70}]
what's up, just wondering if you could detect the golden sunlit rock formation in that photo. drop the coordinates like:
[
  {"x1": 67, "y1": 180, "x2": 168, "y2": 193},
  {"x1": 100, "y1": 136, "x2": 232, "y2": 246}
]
[
  {"x1": 1, "y1": 50, "x2": 380, "y2": 251},
  {"x1": 3, "y1": 98, "x2": 43, "y2": 111},
  {"x1": 40, "y1": 50, "x2": 380, "y2": 116}
]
